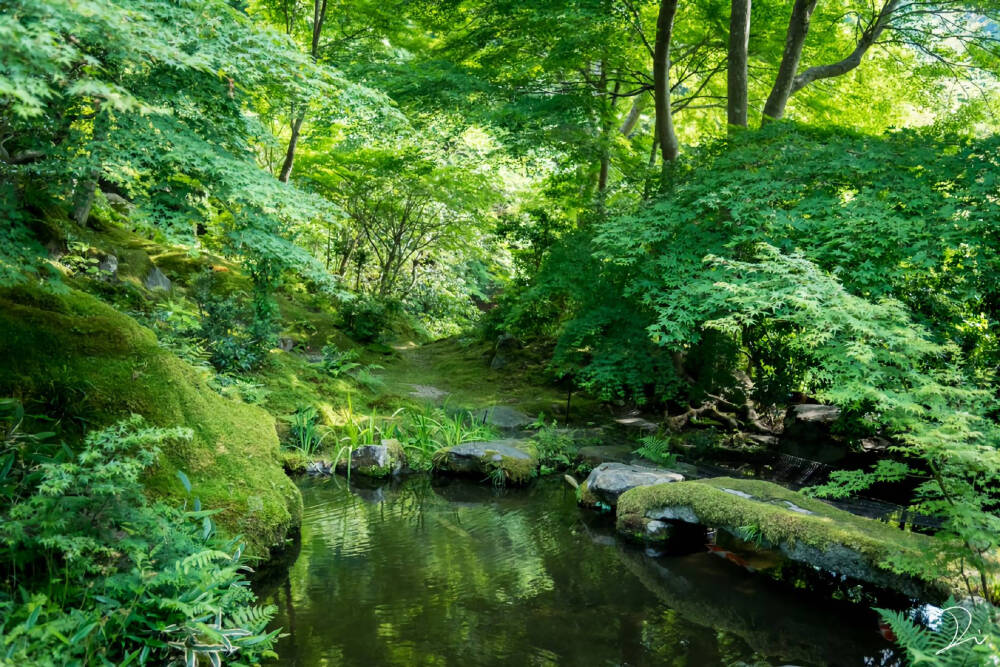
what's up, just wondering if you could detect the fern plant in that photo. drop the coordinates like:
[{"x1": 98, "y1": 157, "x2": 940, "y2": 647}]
[
  {"x1": 876, "y1": 601, "x2": 999, "y2": 665},
  {"x1": 0, "y1": 416, "x2": 280, "y2": 665},
  {"x1": 633, "y1": 435, "x2": 677, "y2": 467}
]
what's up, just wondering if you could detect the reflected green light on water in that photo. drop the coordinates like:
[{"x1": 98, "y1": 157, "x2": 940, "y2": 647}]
[{"x1": 257, "y1": 476, "x2": 893, "y2": 666}]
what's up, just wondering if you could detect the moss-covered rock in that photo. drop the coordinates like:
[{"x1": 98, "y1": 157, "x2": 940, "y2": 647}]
[
  {"x1": 579, "y1": 462, "x2": 684, "y2": 508},
  {"x1": 0, "y1": 287, "x2": 302, "y2": 559},
  {"x1": 432, "y1": 439, "x2": 538, "y2": 485},
  {"x1": 337, "y1": 439, "x2": 406, "y2": 478},
  {"x1": 617, "y1": 477, "x2": 949, "y2": 600}
]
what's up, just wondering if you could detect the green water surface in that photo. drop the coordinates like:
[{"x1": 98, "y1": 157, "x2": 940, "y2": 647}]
[{"x1": 258, "y1": 476, "x2": 893, "y2": 666}]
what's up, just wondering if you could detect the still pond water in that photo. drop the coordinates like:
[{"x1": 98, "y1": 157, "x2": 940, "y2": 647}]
[{"x1": 256, "y1": 476, "x2": 896, "y2": 666}]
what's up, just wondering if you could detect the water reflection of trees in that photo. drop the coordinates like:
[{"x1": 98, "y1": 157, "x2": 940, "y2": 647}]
[
  {"x1": 262, "y1": 476, "x2": 896, "y2": 666},
  {"x1": 279, "y1": 476, "x2": 562, "y2": 663}
]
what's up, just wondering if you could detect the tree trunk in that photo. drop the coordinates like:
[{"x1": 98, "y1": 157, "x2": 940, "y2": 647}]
[
  {"x1": 596, "y1": 61, "x2": 612, "y2": 193},
  {"x1": 619, "y1": 95, "x2": 646, "y2": 137},
  {"x1": 653, "y1": 0, "x2": 681, "y2": 165},
  {"x1": 73, "y1": 103, "x2": 109, "y2": 226},
  {"x1": 788, "y1": 0, "x2": 900, "y2": 95},
  {"x1": 277, "y1": 0, "x2": 327, "y2": 183},
  {"x1": 727, "y1": 0, "x2": 751, "y2": 128},
  {"x1": 648, "y1": 123, "x2": 660, "y2": 168},
  {"x1": 761, "y1": 0, "x2": 818, "y2": 124},
  {"x1": 277, "y1": 112, "x2": 304, "y2": 183}
]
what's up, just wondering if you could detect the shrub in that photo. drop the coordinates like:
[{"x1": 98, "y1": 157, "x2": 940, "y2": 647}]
[
  {"x1": 339, "y1": 297, "x2": 395, "y2": 343},
  {"x1": 191, "y1": 272, "x2": 278, "y2": 373},
  {"x1": 532, "y1": 422, "x2": 576, "y2": 474},
  {"x1": 317, "y1": 344, "x2": 361, "y2": 377},
  {"x1": 633, "y1": 435, "x2": 677, "y2": 468},
  {"x1": 0, "y1": 416, "x2": 278, "y2": 665}
]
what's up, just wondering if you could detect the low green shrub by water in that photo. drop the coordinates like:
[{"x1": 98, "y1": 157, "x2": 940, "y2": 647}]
[
  {"x1": 531, "y1": 421, "x2": 577, "y2": 474},
  {"x1": 0, "y1": 414, "x2": 278, "y2": 666}
]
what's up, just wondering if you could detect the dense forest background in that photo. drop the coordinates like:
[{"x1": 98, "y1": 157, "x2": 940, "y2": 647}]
[{"x1": 3, "y1": 0, "x2": 1000, "y2": 663}]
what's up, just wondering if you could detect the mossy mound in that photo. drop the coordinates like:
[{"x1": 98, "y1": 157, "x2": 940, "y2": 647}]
[
  {"x1": 617, "y1": 477, "x2": 949, "y2": 600},
  {"x1": 432, "y1": 439, "x2": 538, "y2": 485},
  {"x1": 0, "y1": 287, "x2": 302, "y2": 559}
]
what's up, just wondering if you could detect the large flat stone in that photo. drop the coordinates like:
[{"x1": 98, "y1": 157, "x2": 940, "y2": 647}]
[
  {"x1": 470, "y1": 406, "x2": 533, "y2": 430},
  {"x1": 579, "y1": 462, "x2": 684, "y2": 508}
]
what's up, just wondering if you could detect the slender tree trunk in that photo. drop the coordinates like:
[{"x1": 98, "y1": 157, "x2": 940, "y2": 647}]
[
  {"x1": 761, "y1": 0, "x2": 818, "y2": 124},
  {"x1": 599, "y1": 89, "x2": 641, "y2": 193},
  {"x1": 597, "y1": 61, "x2": 612, "y2": 193},
  {"x1": 619, "y1": 96, "x2": 646, "y2": 138},
  {"x1": 653, "y1": 0, "x2": 680, "y2": 166},
  {"x1": 598, "y1": 157, "x2": 611, "y2": 192},
  {"x1": 73, "y1": 103, "x2": 109, "y2": 226},
  {"x1": 277, "y1": 0, "x2": 327, "y2": 183},
  {"x1": 727, "y1": 0, "x2": 751, "y2": 128},
  {"x1": 277, "y1": 113, "x2": 304, "y2": 183},
  {"x1": 648, "y1": 123, "x2": 660, "y2": 168}
]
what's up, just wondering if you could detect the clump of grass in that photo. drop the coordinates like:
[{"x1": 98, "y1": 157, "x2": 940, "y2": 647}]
[
  {"x1": 283, "y1": 406, "x2": 332, "y2": 456},
  {"x1": 288, "y1": 393, "x2": 501, "y2": 473},
  {"x1": 485, "y1": 458, "x2": 507, "y2": 488},
  {"x1": 398, "y1": 407, "x2": 497, "y2": 470}
]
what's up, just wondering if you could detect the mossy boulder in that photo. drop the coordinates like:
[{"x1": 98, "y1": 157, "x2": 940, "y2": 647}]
[
  {"x1": 337, "y1": 440, "x2": 406, "y2": 478},
  {"x1": 0, "y1": 287, "x2": 302, "y2": 559},
  {"x1": 617, "y1": 477, "x2": 948, "y2": 600},
  {"x1": 432, "y1": 439, "x2": 538, "y2": 485},
  {"x1": 579, "y1": 462, "x2": 684, "y2": 509}
]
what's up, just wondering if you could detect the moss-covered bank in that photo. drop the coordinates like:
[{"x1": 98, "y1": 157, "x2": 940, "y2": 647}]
[{"x1": 0, "y1": 287, "x2": 302, "y2": 558}]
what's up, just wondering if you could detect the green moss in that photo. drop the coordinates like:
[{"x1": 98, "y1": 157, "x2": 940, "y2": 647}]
[
  {"x1": 617, "y1": 477, "x2": 946, "y2": 595},
  {"x1": 254, "y1": 350, "x2": 355, "y2": 418},
  {"x1": 275, "y1": 294, "x2": 356, "y2": 352},
  {"x1": 493, "y1": 440, "x2": 538, "y2": 485},
  {"x1": 577, "y1": 480, "x2": 599, "y2": 507},
  {"x1": 496, "y1": 451, "x2": 538, "y2": 485},
  {"x1": 148, "y1": 249, "x2": 246, "y2": 291},
  {"x1": 0, "y1": 287, "x2": 302, "y2": 559},
  {"x1": 377, "y1": 337, "x2": 600, "y2": 419},
  {"x1": 619, "y1": 478, "x2": 928, "y2": 558},
  {"x1": 280, "y1": 450, "x2": 311, "y2": 474},
  {"x1": 433, "y1": 441, "x2": 539, "y2": 486}
]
